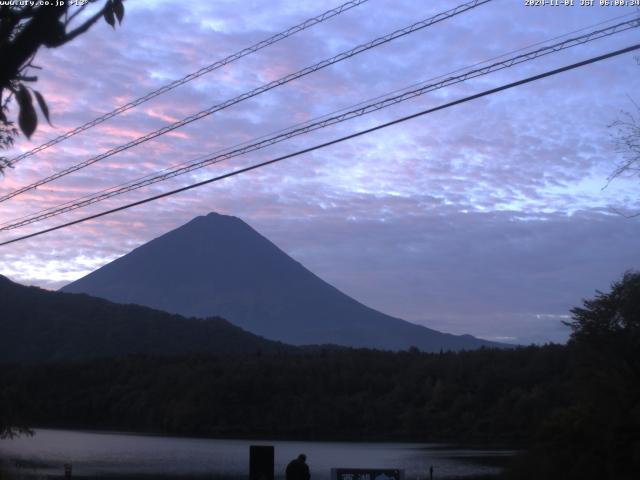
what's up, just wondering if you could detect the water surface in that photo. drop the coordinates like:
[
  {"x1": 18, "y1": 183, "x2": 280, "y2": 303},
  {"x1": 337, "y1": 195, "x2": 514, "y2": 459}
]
[{"x1": 0, "y1": 429, "x2": 513, "y2": 479}]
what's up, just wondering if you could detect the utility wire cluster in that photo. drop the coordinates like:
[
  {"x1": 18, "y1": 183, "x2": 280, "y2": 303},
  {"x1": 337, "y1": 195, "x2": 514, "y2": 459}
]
[
  {"x1": 0, "y1": 0, "x2": 492, "y2": 204},
  {"x1": 2, "y1": 17, "x2": 637, "y2": 231},
  {"x1": 2, "y1": 43, "x2": 638, "y2": 248},
  {"x1": 5, "y1": 0, "x2": 370, "y2": 167},
  {"x1": 1, "y1": 0, "x2": 638, "y2": 245}
]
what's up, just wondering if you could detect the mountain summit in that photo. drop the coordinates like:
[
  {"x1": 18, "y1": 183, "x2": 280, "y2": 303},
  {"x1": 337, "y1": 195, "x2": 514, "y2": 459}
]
[{"x1": 62, "y1": 213, "x2": 502, "y2": 351}]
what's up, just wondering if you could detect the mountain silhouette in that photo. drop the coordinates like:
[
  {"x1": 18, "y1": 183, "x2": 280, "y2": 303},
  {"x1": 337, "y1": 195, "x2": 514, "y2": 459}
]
[
  {"x1": 0, "y1": 274, "x2": 289, "y2": 362},
  {"x1": 62, "y1": 213, "x2": 503, "y2": 351}
]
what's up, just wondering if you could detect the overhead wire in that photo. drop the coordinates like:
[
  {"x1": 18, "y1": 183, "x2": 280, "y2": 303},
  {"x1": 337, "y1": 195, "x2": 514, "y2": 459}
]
[
  {"x1": 0, "y1": 0, "x2": 493, "y2": 204},
  {"x1": 5, "y1": 0, "x2": 371, "y2": 167},
  {"x1": 1, "y1": 43, "x2": 638, "y2": 247},
  {"x1": 2, "y1": 16, "x2": 638, "y2": 231},
  {"x1": 6, "y1": 9, "x2": 636, "y2": 231}
]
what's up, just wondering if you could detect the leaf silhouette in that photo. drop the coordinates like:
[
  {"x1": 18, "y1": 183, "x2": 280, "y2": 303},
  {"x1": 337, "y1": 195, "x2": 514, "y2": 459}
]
[
  {"x1": 113, "y1": 0, "x2": 125, "y2": 24},
  {"x1": 16, "y1": 85, "x2": 37, "y2": 139},
  {"x1": 104, "y1": 2, "x2": 116, "y2": 28},
  {"x1": 33, "y1": 90, "x2": 52, "y2": 125}
]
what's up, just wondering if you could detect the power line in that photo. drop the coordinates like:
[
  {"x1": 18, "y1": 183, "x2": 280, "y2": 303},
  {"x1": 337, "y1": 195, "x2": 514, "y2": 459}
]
[
  {"x1": 3, "y1": 17, "x2": 637, "y2": 231},
  {"x1": 8, "y1": 9, "x2": 635, "y2": 232},
  {"x1": 3, "y1": 16, "x2": 635, "y2": 230},
  {"x1": 5, "y1": 0, "x2": 370, "y2": 168},
  {"x1": 2, "y1": 43, "x2": 637, "y2": 247},
  {"x1": 0, "y1": 0, "x2": 493, "y2": 204}
]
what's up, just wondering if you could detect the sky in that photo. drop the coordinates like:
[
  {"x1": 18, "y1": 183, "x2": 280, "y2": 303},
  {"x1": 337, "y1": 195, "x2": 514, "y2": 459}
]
[{"x1": 1, "y1": 0, "x2": 639, "y2": 345}]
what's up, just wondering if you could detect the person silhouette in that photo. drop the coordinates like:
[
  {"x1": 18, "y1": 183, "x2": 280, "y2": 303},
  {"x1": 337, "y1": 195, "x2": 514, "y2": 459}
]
[{"x1": 286, "y1": 454, "x2": 310, "y2": 480}]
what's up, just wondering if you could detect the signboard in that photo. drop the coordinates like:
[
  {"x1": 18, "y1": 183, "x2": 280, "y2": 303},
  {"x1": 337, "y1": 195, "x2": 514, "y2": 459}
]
[
  {"x1": 332, "y1": 468, "x2": 404, "y2": 480},
  {"x1": 249, "y1": 445, "x2": 274, "y2": 480}
]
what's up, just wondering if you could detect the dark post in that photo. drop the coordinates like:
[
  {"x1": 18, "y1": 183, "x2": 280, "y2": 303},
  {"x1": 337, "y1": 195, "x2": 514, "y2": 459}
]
[
  {"x1": 429, "y1": 465, "x2": 433, "y2": 480},
  {"x1": 64, "y1": 463, "x2": 72, "y2": 479},
  {"x1": 250, "y1": 445, "x2": 274, "y2": 480}
]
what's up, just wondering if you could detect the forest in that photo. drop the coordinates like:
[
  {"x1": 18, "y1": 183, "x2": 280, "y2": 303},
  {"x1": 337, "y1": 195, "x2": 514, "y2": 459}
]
[
  {"x1": 0, "y1": 345, "x2": 571, "y2": 442},
  {"x1": 1, "y1": 272, "x2": 639, "y2": 480},
  {"x1": 0, "y1": 274, "x2": 291, "y2": 363}
]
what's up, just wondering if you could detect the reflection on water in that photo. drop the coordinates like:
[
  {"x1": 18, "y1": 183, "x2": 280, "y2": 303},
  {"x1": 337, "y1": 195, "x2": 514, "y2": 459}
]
[{"x1": 0, "y1": 429, "x2": 513, "y2": 479}]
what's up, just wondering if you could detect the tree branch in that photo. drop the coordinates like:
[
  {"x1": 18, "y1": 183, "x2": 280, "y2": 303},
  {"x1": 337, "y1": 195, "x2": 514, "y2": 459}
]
[
  {"x1": 65, "y1": 4, "x2": 89, "y2": 26},
  {"x1": 61, "y1": 3, "x2": 109, "y2": 44},
  {"x1": 0, "y1": 5, "x2": 67, "y2": 88}
]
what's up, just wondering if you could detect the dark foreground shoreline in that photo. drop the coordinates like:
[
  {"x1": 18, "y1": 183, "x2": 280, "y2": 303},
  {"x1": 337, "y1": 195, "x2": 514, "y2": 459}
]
[{"x1": 0, "y1": 429, "x2": 515, "y2": 480}]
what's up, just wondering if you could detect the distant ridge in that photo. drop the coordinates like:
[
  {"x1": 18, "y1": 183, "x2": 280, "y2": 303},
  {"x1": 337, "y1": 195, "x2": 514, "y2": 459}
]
[
  {"x1": 62, "y1": 213, "x2": 505, "y2": 352},
  {"x1": 0, "y1": 274, "x2": 289, "y2": 362}
]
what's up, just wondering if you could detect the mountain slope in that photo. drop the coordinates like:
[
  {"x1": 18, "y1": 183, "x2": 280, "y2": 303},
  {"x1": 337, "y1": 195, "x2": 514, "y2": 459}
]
[
  {"x1": 62, "y1": 213, "x2": 504, "y2": 351},
  {"x1": 0, "y1": 274, "x2": 289, "y2": 362}
]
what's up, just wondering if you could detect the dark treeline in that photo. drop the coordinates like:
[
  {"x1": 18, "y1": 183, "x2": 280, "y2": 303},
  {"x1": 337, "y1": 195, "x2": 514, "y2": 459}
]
[
  {"x1": 1, "y1": 345, "x2": 571, "y2": 442},
  {"x1": 507, "y1": 272, "x2": 640, "y2": 480},
  {"x1": 0, "y1": 275, "x2": 291, "y2": 363},
  {"x1": 1, "y1": 272, "x2": 638, "y2": 480}
]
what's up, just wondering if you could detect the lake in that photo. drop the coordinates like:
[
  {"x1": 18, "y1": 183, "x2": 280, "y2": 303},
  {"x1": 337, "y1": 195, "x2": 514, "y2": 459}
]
[{"x1": 0, "y1": 430, "x2": 513, "y2": 479}]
